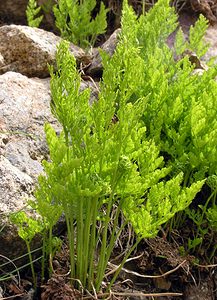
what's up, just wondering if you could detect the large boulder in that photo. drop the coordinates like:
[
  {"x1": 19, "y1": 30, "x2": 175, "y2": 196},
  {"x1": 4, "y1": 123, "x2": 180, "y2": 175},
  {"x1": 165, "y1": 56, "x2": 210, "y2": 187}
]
[
  {"x1": 0, "y1": 25, "x2": 86, "y2": 78},
  {"x1": 0, "y1": 71, "x2": 55, "y2": 264}
]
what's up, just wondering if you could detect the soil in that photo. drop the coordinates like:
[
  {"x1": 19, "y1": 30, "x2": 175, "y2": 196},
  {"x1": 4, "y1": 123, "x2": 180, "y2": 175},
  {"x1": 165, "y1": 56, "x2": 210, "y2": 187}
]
[{"x1": 0, "y1": 1, "x2": 216, "y2": 299}]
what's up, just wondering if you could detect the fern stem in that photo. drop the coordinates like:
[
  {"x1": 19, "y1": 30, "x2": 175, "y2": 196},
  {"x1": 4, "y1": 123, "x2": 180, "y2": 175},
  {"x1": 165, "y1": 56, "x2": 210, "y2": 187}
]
[
  {"x1": 87, "y1": 198, "x2": 98, "y2": 290},
  {"x1": 26, "y1": 242, "x2": 36, "y2": 287},
  {"x1": 107, "y1": 237, "x2": 142, "y2": 290}
]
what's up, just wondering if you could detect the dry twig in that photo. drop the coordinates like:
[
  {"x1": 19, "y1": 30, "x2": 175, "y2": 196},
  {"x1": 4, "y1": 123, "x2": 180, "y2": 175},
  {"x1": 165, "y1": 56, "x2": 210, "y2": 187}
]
[{"x1": 106, "y1": 259, "x2": 187, "y2": 278}]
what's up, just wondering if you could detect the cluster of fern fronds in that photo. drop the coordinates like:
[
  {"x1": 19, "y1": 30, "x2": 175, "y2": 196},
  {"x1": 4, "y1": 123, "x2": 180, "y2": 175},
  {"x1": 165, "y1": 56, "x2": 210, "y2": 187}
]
[{"x1": 13, "y1": 0, "x2": 217, "y2": 294}]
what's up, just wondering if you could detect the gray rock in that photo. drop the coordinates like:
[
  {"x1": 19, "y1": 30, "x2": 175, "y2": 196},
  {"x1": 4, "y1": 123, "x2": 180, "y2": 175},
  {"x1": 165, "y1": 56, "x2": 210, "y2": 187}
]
[
  {"x1": 203, "y1": 24, "x2": 217, "y2": 64},
  {"x1": 87, "y1": 28, "x2": 121, "y2": 76},
  {"x1": 80, "y1": 80, "x2": 99, "y2": 105},
  {"x1": 0, "y1": 25, "x2": 86, "y2": 78},
  {"x1": 0, "y1": 54, "x2": 4, "y2": 68},
  {"x1": 0, "y1": 71, "x2": 54, "y2": 174},
  {"x1": 0, "y1": 71, "x2": 56, "y2": 263}
]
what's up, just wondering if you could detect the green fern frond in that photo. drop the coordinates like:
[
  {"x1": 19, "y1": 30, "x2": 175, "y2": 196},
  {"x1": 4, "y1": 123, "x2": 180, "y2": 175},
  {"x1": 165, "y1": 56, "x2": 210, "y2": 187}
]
[{"x1": 26, "y1": 0, "x2": 43, "y2": 28}]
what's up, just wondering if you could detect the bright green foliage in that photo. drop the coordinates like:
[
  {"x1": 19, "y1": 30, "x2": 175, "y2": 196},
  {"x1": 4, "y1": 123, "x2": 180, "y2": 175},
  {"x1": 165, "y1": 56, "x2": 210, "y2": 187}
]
[
  {"x1": 133, "y1": 0, "x2": 217, "y2": 187},
  {"x1": 123, "y1": 173, "x2": 203, "y2": 238},
  {"x1": 33, "y1": 178, "x2": 63, "y2": 229},
  {"x1": 53, "y1": 0, "x2": 108, "y2": 47},
  {"x1": 10, "y1": 211, "x2": 43, "y2": 243},
  {"x1": 189, "y1": 15, "x2": 210, "y2": 58},
  {"x1": 32, "y1": 0, "x2": 205, "y2": 291},
  {"x1": 129, "y1": 0, "x2": 217, "y2": 252},
  {"x1": 13, "y1": 0, "x2": 216, "y2": 291},
  {"x1": 10, "y1": 211, "x2": 44, "y2": 286},
  {"x1": 26, "y1": 0, "x2": 43, "y2": 27},
  {"x1": 206, "y1": 176, "x2": 217, "y2": 235},
  {"x1": 10, "y1": 196, "x2": 63, "y2": 283}
]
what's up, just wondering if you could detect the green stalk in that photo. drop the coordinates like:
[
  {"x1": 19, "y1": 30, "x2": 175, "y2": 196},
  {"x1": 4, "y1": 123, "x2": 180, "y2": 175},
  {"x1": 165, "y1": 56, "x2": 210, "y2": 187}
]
[
  {"x1": 63, "y1": 128, "x2": 76, "y2": 280},
  {"x1": 65, "y1": 209, "x2": 75, "y2": 279},
  {"x1": 41, "y1": 231, "x2": 47, "y2": 281},
  {"x1": 88, "y1": 198, "x2": 98, "y2": 290},
  {"x1": 142, "y1": 0, "x2": 145, "y2": 15},
  {"x1": 26, "y1": 242, "x2": 36, "y2": 287},
  {"x1": 48, "y1": 226, "x2": 53, "y2": 276},
  {"x1": 98, "y1": 218, "x2": 129, "y2": 288},
  {"x1": 76, "y1": 196, "x2": 84, "y2": 283},
  {"x1": 95, "y1": 192, "x2": 116, "y2": 291},
  {"x1": 69, "y1": 216, "x2": 75, "y2": 278},
  {"x1": 212, "y1": 190, "x2": 216, "y2": 206},
  {"x1": 82, "y1": 198, "x2": 93, "y2": 288},
  {"x1": 107, "y1": 237, "x2": 142, "y2": 290},
  {"x1": 96, "y1": 128, "x2": 124, "y2": 291}
]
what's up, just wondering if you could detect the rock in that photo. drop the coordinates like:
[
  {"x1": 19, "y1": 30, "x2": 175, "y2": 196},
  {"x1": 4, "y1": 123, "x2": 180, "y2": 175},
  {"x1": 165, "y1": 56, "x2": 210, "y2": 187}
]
[
  {"x1": 203, "y1": 24, "x2": 217, "y2": 64},
  {"x1": 100, "y1": 28, "x2": 121, "y2": 56},
  {"x1": 0, "y1": 25, "x2": 86, "y2": 78},
  {"x1": 80, "y1": 80, "x2": 99, "y2": 105},
  {"x1": 86, "y1": 28, "x2": 121, "y2": 77},
  {"x1": 167, "y1": 13, "x2": 217, "y2": 67},
  {"x1": 0, "y1": 54, "x2": 5, "y2": 68},
  {"x1": 0, "y1": 71, "x2": 53, "y2": 177},
  {"x1": 0, "y1": 71, "x2": 56, "y2": 263}
]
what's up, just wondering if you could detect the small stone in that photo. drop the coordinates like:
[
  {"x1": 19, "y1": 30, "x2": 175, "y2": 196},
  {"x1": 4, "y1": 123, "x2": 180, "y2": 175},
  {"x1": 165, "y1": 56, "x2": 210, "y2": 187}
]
[{"x1": 87, "y1": 28, "x2": 121, "y2": 76}]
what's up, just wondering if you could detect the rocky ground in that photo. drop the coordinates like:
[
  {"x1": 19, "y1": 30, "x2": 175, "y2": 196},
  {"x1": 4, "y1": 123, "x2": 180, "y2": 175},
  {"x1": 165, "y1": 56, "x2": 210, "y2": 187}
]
[{"x1": 0, "y1": 1, "x2": 217, "y2": 299}]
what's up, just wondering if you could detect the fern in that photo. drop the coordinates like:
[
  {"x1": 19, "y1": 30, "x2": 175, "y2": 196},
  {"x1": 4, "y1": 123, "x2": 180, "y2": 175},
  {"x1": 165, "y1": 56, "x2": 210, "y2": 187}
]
[
  {"x1": 130, "y1": 0, "x2": 217, "y2": 187},
  {"x1": 10, "y1": 211, "x2": 44, "y2": 286},
  {"x1": 53, "y1": 0, "x2": 108, "y2": 47},
  {"x1": 15, "y1": 0, "x2": 212, "y2": 292},
  {"x1": 127, "y1": 0, "x2": 217, "y2": 248},
  {"x1": 32, "y1": 0, "x2": 205, "y2": 291},
  {"x1": 26, "y1": 0, "x2": 43, "y2": 28},
  {"x1": 189, "y1": 14, "x2": 209, "y2": 58}
]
